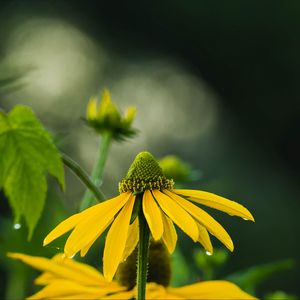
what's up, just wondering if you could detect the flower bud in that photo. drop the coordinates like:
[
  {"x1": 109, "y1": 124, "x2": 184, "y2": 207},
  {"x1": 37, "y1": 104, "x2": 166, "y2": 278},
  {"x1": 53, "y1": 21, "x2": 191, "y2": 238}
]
[{"x1": 86, "y1": 89, "x2": 137, "y2": 141}]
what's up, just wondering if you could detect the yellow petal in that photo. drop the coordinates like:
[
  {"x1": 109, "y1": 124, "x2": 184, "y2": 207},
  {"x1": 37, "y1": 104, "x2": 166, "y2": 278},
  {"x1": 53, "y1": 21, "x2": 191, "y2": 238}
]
[
  {"x1": 101, "y1": 290, "x2": 136, "y2": 300},
  {"x1": 51, "y1": 254, "x2": 105, "y2": 283},
  {"x1": 43, "y1": 213, "x2": 84, "y2": 246},
  {"x1": 124, "y1": 106, "x2": 137, "y2": 124},
  {"x1": 104, "y1": 195, "x2": 135, "y2": 281},
  {"x1": 153, "y1": 190, "x2": 199, "y2": 242},
  {"x1": 145, "y1": 283, "x2": 184, "y2": 300},
  {"x1": 174, "y1": 189, "x2": 254, "y2": 221},
  {"x1": 7, "y1": 253, "x2": 102, "y2": 286},
  {"x1": 122, "y1": 218, "x2": 139, "y2": 261},
  {"x1": 35, "y1": 272, "x2": 56, "y2": 285},
  {"x1": 197, "y1": 223, "x2": 213, "y2": 254},
  {"x1": 86, "y1": 96, "x2": 98, "y2": 120},
  {"x1": 142, "y1": 190, "x2": 164, "y2": 241},
  {"x1": 168, "y1": 280, "x2": 258, "y2": 299},
  {"x1": 65, "y1": 193, "x2": 131, "y2": 257},
  {"x1": 161, "y1": 213, "x2": 177, "y2": 253},
  {"x1": 80, "y1": 217, "x2": 113, "y2": 257},
  {"x1": 27, "y1": 279, "x2": 121, "y2": 299},
  {"x1": 165, "y1": 191, "x2": 234, "y2": 252}
]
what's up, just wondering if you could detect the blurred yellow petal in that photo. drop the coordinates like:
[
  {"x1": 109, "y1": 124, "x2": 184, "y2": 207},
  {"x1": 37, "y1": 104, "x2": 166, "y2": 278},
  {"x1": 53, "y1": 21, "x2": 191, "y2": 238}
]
[
  {"x1": 27, "y1": 279, "x2": 122, "y2": 300},
  {"x1": 165, "y1": 191, "x2": 234, "y2": 252},
  {"x1": 153, "y1": 190, "x2": 199, "y2": 242},
  {"x1": 101, "y1": 290, "x2": 135, "y2": 300},
  {"x1": 7, "y1": 253, "x2": 101, "y2": 286},
  {"x1": 104, "y1": 195, "x2": 135, "y2": 281},
  {"x1": 65, "y1": 193, "x2": 131, "y2": 257},
  {"x1": 43, "y1": 213, "x2": 83, "y2": 246},
  {"x1": 35, "y1": 272, "x2": 56, "y2": 285},
  {"x1": 122, "y1": 218, "x2": 139, "y2": 261},
  {"x1": 168, "y1": 280, "x2": 258, "y2": 299},
  {"x1": 161, "y1": 213, "x2": 177, "y2": 254},
  {"x1": 174, "y1": 189, "x2": 254, "y2": 221},
  {"x1": 52, "y1": 254, "x2": 105, "y2": 283},
  {"x1": 124, "y1": 106, "x2": 137, "y2": 124},
  {"x1": 197, "y1": 223, "x2": 213, "y2": 254},
  {"x1": 86, "y1": 96, "x2": 98, "y2": 120},
  {"x1": 99, "y1": 89, "x2": 120, "y2": 120},
  {"x1": 143, "y1": 190, "x2": 164, "y2": 241}
]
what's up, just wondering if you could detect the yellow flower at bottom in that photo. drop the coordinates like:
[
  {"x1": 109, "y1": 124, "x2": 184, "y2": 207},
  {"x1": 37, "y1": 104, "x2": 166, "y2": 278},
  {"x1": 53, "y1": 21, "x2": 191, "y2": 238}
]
[
  {"x1": 8, "y1": 253, "x2": 257, "y2": 300},
  {"x1": 7, "y1": 253, "x2": 127, "y2": 299},
  {"x1": 44, "y1": 151, "x2": 254, "y2": 281}
]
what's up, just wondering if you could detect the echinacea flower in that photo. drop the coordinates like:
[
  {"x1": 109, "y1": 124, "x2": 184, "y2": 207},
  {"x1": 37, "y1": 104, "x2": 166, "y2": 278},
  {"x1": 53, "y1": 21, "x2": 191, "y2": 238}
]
[
  {"x1": 9, "y1": 252, "x2": 257, "y2": 299},
  {"x1": 44, "y1": 151, "x2": 254, "y2": 281},
  {"x1": 86, "y1": 89, "x2": 137, "y2": 140}
]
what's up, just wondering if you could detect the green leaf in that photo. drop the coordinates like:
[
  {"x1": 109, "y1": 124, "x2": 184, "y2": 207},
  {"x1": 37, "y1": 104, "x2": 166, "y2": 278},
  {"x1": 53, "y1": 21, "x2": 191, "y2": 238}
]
[
  {"x1": 225, "y1": 259, "x2": 295, "y2": 294},
  {"x1": 0, "y1": 105, "x2": 65, "y2": 238}
]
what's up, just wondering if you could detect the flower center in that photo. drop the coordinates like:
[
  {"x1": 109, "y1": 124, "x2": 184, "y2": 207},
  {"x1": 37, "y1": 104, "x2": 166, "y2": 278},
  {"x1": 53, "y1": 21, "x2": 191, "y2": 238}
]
[
  {"x1": 116, "y1": 241, "x2": 171, "y2": 289},
  {"x1": 119, "y1": 151, "x2": 174, "y2": 193}
]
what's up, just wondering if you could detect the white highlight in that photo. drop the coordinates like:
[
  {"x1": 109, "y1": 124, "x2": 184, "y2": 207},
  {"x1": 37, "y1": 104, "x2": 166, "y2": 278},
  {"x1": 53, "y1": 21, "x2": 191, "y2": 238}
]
[{"x1": 13, "y1": 223, "x2": 21, "y2": 230}]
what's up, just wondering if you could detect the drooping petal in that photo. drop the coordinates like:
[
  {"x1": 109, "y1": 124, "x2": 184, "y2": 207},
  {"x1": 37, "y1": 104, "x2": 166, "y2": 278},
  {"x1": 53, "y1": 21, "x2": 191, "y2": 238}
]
[
  {"x1": 7, "y1": 253, "x2": 102, "y2": 286},
  {"x1": 80, "y1": 217, "x2": 113, "y2": 257},
  {"x1": 64, "y1": 193, "x2": 131, "y2": 257},
  {"x1": 103, "y1": 195, "x2": 135, "y2": 281},
  {"x1": 153, "y1": 190, "x2": 199, "y2": 242},
  {"x1": 143, "y1": 190, "x2": 164, "y2": 241},
  {"x1": 101, "y1": 290, "x2": 136, "y2": 300},
  {"x1": 35, "y1": 272, "x2": 56, "y2": 285},
  {"x1": 167, "y1": 280, "x2": 258, "y2": 299},
  {"x1": 51, "y1": 254, "x2": 105, "y2": 282},
  {"x1": 27, "y1": 279, "x2": 125, "y2": 300},
  {"x1": 197, "y1": 223, "x2": 213, "y2": 254},
  {"x1": 165, "y1": 191, "x2": 234, "y2": 251},
  {"x1": 43, "y1": 213, "x2": 84, "y2": 246},
  {"x1": 174, "y1": 189, "x2": 254, "y2": 221},
  {"x1": 161, "y1": 213, "x2": 177, "y2": 254},
  {"x1": 145, "y1": 282, "x2": 184, "y2": 300},
  {"x1": 122, "y1": 218, "x2": 139, "y2": 261}
]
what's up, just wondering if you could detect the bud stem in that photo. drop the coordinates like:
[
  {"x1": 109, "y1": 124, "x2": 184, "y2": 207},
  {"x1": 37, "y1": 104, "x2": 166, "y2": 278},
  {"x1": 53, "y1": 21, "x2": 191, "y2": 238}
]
[
  {"x1": 80, "y1": 131, "x2": 112, "y2": 210},
  {"x1": 137, "y1": 196, "x2": 150, "y2": 300},
  {"x1": 61, "y1": 153, "x2": 105, "y2": 201}
]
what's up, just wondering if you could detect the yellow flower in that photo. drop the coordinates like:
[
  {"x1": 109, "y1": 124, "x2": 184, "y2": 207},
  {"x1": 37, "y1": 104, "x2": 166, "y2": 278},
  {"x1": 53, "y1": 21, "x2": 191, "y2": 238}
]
[
  {"x1": 9, "y1": 252, "x2": 257, "y2": 299},
  {"x1": 86, "y1": 89, "x2": 137, "y2": 140},
  {"x1": 44, "y1": 151, "x2": 254, "y2": 281},
  {"x1": 146, "y1": 282, "x2": 257, "y2": 300},
  {"x1": 7, "y1": 253, "x2": 128, "y2": 299}
]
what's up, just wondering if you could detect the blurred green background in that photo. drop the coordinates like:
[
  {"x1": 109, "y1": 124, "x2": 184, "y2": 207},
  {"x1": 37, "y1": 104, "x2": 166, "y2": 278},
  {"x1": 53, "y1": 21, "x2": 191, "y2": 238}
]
[{"x1": 0, "y1": 0, "x2": 299, "y2": 299}]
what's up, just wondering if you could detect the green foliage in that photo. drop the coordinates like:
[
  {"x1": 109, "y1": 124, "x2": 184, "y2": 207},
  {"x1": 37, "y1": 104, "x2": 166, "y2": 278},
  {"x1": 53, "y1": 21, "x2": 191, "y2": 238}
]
[
  {"x1": 170, "y1": 248, "x2": 190, "y2": 287},
  {"x1": 0, "y1": 105, "x2": 64, "y2": 238},
  {"x1": 226, "y1": 259, "x2": 295, "y2": 294},
  {"x1": 265, "y1": 291, "x2": 298, "y2": 300},
  {"x1": 194, "y1": 248, "x2": 229, "y2": 279}
]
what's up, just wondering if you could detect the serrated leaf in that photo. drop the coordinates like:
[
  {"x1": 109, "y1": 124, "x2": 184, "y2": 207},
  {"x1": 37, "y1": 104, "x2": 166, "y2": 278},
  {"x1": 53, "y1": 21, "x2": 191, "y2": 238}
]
[{"x1": 0, "y1": 105, "x2": 65, "y2": 238}]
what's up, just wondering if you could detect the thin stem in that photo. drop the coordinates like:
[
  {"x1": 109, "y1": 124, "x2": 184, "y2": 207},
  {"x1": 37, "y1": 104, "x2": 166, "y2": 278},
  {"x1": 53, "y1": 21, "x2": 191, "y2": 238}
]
[
  {"x1": 80, "y1": 131, "x2": 112, "y2": 211},
  {"x1": 136, "y1": 200, "x2": 150, "y2": 300},
  {"x1": 61, "y1": 153, "x2": 105, "y2": 201}
]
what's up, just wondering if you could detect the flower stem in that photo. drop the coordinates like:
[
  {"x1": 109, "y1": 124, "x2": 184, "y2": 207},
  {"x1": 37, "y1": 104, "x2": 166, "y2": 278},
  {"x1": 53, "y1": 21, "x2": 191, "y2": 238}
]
[
  {"x1": 61, "y1": 153, "x2": 105, "y2": 201},
  {"x1": 80, "y1": 131, "x2": 112, "y2": 211},
  {"x1": 136, "y1": 201, "x2": 150, "y2": 300}
]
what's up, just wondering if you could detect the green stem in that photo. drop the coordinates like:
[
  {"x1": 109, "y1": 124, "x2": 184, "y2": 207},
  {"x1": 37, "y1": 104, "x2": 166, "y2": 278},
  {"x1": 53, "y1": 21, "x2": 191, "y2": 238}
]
[
  {"x1": 61, "y1": 153, "x2": 105, "y2": 201},
  {"x1": 136, "y1": 201, "x2": 150, "y2": 300},
  {"x1": 80, "y1": 132, "x2": 112, "y2": 210}
]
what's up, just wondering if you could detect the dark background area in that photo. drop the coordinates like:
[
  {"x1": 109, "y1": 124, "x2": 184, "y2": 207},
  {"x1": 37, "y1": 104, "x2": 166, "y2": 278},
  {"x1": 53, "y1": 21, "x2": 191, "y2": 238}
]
[{"x1": 0, "y1": 0, "x2": 299, "y2": 298}]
